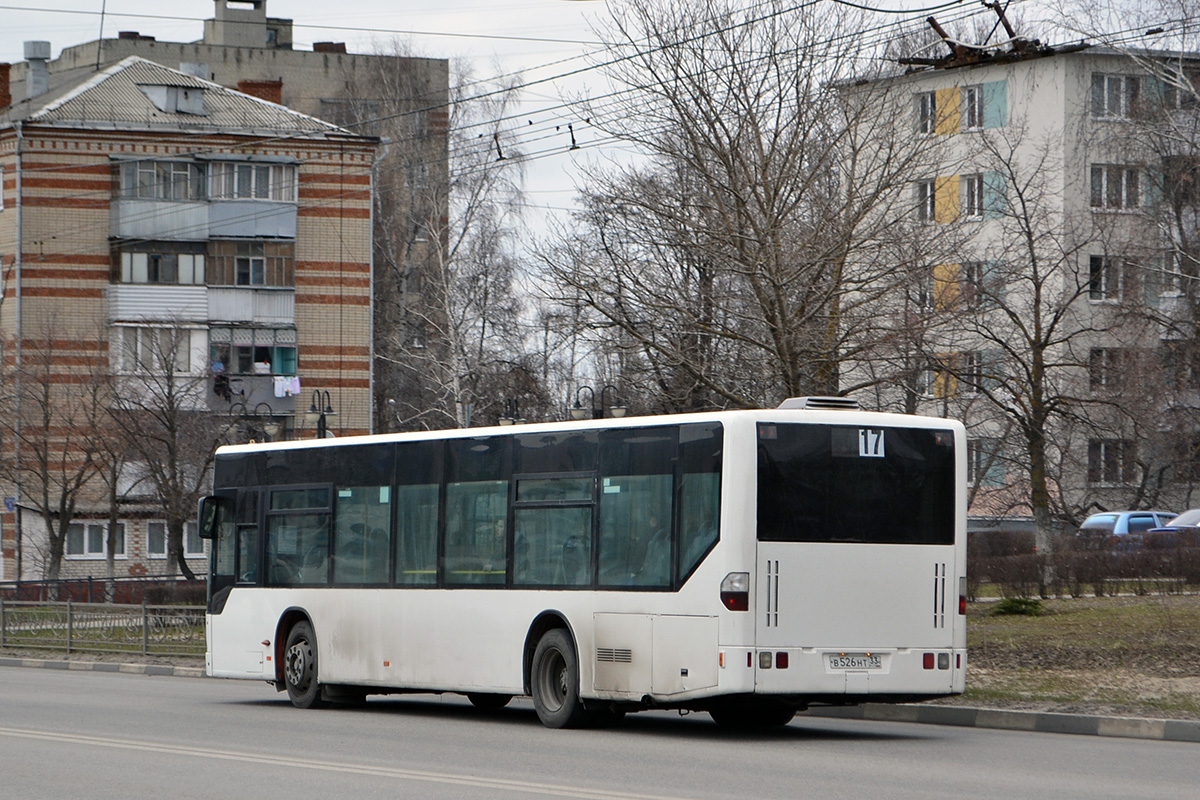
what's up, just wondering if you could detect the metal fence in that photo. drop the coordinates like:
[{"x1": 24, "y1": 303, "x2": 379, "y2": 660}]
[
  {"x1": 0, "y1": 577, "x2": 205, "y2": 605},
  {"x1": 0, "y1": 600, "x2": 205, "y2": 657}
]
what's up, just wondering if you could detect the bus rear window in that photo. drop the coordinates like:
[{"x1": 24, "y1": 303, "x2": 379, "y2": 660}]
[{"x1": 757, "y1": 423, "x2": 955, "y2": 545}]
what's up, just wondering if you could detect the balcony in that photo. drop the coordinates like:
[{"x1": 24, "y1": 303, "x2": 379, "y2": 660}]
[
  {"x1": 207, "y1": 287, "x2": 295, "y2": 325},
  {"x1": 207, "y1": 374, "x2": 299, "y2": 416},
  {"x1": 110, "y1": 198, "x2": 297, "y2": 240},
  {"x1": 107, "y1": 284, "x2": 207, "y2": 322}
]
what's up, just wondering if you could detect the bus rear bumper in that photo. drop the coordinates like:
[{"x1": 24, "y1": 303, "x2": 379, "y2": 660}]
[{"x1": 748, "y1": 647, "x2": 967, "y2": 697}]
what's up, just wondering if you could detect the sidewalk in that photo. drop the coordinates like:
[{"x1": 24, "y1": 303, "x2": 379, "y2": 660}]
[{"x1": 3, "y1": 653, "x2": 1198, "y2": 743}]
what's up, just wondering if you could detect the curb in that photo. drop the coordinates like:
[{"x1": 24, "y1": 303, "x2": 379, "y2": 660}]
[
  {"x1": 3, "y1": 655, "x2": 1197, "y2": 742},
  {"x1": 804, "y1": 703, "x2": 1200, "y2": 743},
  {"x1": 0, "y1": 655, "x2": 206, "y2": 679}
]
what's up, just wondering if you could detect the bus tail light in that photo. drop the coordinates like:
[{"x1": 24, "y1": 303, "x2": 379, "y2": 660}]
[
  {"x1": 958, "y1": 577, "x2": 967, "y2": 615},
  {"x1": 923, "y1": 652, "x2": 935, "y2": 670},
  {"x1": 720, "y1": 572, "x2": 750, "y2": 611}
]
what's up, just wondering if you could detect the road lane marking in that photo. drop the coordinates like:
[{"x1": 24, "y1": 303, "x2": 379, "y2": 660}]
[{"x1": 0, "y1": 726, "x2": 694, "y2": 800}]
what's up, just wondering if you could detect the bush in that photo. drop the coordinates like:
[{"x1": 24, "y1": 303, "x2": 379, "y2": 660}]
[{"x1": 991, "y1": 597, "x2": 1044, "y2": 616}]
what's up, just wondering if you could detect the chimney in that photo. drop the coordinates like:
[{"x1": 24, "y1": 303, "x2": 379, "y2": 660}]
[
  {"x1": 0, "y1": 63, "x2": 11, "y2": 109},
  {"x1": 237, "y1": 79, "x2": 283, "y2": 105},
  {"x1": 24, "y1": 40, "x2": 51, "y2": 101}
]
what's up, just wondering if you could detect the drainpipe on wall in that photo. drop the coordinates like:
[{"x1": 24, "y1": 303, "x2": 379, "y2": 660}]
[{"x1": 12, "y1": 120, "x2": 23, "y2": 581}]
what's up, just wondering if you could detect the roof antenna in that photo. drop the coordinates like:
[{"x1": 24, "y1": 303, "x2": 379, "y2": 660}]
[{"x1": 96, "y1": 0, "x2": 108, "y2": 70}]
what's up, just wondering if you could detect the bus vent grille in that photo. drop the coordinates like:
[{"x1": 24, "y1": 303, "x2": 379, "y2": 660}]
[
  {"x1": 596, "y1": 648, "x2": 633, "y2": 664},
  {"x1": 777, "y1": 396, "x2": 861, "y2": 411}
]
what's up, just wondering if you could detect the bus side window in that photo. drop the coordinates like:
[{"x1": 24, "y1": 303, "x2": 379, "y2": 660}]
[
  {"x1": 395, "y1": 483, "x2": 438, "y2": 585},
  {"x1": 678, "y1": 423, "x2": 722, "y2": 579},
  {"x1": 598, "y1": 475, "x2": 672, "y2": 588},
  {"x1": 333, "y1": 486, "x2": 391, "y2": 585},
  {"x1": 237, "y1": 525, "x2": 258, "y2": 583}
]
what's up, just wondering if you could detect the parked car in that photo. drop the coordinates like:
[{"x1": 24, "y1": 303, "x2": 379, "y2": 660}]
[
  {"x1": 1142, "y1": 509, "x2": 1200, "y2": 551},
  {"x1": 1074, "y1": 510, "x2": 1178, "y2": 551}
]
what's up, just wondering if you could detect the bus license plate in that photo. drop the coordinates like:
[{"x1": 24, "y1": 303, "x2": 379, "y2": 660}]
[{"x1": 827, "y1": 653, "x2": 882, "y2": 670}]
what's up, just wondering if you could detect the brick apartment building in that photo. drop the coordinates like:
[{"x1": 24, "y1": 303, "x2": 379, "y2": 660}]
[{"x1": 0, "y1": 55, "x2": 377, "y2": 580}]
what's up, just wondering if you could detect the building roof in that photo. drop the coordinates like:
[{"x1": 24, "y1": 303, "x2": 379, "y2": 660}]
[{"x1": 1, "y1": 56, "x2": 366, "y2": 141}]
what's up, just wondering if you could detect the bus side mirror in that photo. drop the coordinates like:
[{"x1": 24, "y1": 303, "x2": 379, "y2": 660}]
[{"x1": 198, "y1": 496, "x2": 228, "y2": 540}]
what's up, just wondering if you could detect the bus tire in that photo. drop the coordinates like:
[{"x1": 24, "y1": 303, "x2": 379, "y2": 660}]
[
  {"x1": 467, "y1": 693, "x2": 513, "y2": 710},
  {"x1": 708, "y1": 701, "x2": 796, "y2": 729},
  {"x1": 531, "y1": 629, "x2": 589, "y2": 728},
  {"x1": 283, "y1": 621, "x2": 327, "y2": 709}
]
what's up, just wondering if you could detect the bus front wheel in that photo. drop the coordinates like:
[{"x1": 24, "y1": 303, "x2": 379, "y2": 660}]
[
  {"x1": 531, "y1": 629, "x2": 589, "y2": 728},
  {"x1": 283, "y1": 621, "x2": 327, "y2": 709}
]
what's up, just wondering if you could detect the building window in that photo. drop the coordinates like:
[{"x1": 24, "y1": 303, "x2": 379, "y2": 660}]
[
  {"x1": 207, "y1": 240, "x2": 294, "y2": 287},
  {"x1": 1088, "y1": 439, "x2": 1135, "y2": 485},
  {"x1": 209, "y1": 162, "x2": 297, "y2": 201},
  {"x1": 963, "y1": 85, "x2": 983, "y2": 130},
  {"x1": 148, "y1": 522, "x2": 204, "y2": 559},
  {"x1": 209, "y1": 327, "x2": 297, "y2": 376},
  {"x1": 116, "y1": 326, "x2": 196, "y2": 375},
  {"x1": 1089, "y1": 347, "x2": 1125, "y2": 390},
  {"x1": 65, "y1": 523, "x2": 125, "y2": 559},
  {"x1": 116, "y1": 241, "x2": 206, "y2": 285},
  {"x1": 962, "y1": 174, "x2": 984, "y2": 218},
  {"x1": 1091, "y1": 73, "x2": 1140, "y2": 119},
  {"x1": 1089, "y1": 255, "x2": 1124, "y2": 301},
  {"x1": 916, "y1": 179, "x2": 936, "y2": 221},
  {"x1": 1091, "y1": 165, "x2": 1140, "y2": 210},
  {"x1": 1, "y1": 166, "x2": 5, "y2": 211},
  {"x1": 916, "y1": 91, "x2": 937, "y2": 134},
  {"x1": 962, "y1": 261, "x2": 986, "y2": 308},
  {"x1": 121, "y1": 160, "x2": 205, "y2": 201},
  {"x1": 968, "y1": 438, "x2": 1004, "y2": 487}
]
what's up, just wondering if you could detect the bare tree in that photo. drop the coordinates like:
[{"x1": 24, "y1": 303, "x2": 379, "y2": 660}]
[
  {"x1": 539, "y1": 0, "x2": 947, "y2": 412},
  {"x1": 0, "y1": 320, "x2": 111, "y2": 582},
  {"x1": 108, "y1": 323, "x2": 231, "y2": 580},
  {"x1": 336, "y1": 44, "x2": 532, "y2": 429}
]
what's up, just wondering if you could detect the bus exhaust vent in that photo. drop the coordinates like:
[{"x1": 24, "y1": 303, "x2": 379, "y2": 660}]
[
  {"x1": 596, "y1": 648, "x2": 633, "y2": 664},
  {"x1": 778, "y1": 396, "x2": 860, "y2": 411}
]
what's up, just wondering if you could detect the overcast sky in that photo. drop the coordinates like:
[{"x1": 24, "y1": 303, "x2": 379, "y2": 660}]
[{"x1": 1, "y1": 0, "x2": 1089, "y2": 236}]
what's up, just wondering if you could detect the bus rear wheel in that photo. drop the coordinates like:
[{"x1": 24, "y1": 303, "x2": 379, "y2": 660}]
[
  {"x1": 531, "y1": 629, "x2": 589, "y2": 728},
  {"x1": 283, "y1": 621, "x2": 327, "y2": 709}
]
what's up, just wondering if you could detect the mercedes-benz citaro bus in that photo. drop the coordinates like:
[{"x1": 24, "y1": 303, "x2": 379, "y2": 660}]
[{"x1": 199, "y1": 396, "x2": 966, "y2": 729}]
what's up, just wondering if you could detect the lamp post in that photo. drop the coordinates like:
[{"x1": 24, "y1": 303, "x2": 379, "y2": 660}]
[
  {"x1": 306, "y1": 390, "x2": 335, "y2": 438},
  {"x1": 571, "y1": 385, "x2": 596, "y2": 420},
  {"x1": 600, "y1": 384, "x2": 627, "y2": 418},
  {"x1": 572, "y1": 384, "x2": 626, "y2": 420},
  {"x1": 230, "y1": 401, "x2": 282, "y2": 443},
  {"x1": 498, "y1": 398, "x2": 522, "y2": 426}
]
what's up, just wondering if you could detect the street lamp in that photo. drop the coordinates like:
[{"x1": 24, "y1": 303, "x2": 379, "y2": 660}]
[
  {"x1": 230, "y1": 401, "x2": 283, "y2": 443},
  {"x1": 254, "y1": 402, "x2": 283, "y2": 440},
  {"x1": 600, "y1": 384, "x2": 627, "y2": 418},
  {"x1": 306, "y1": 390, "x2": 335, "y2": 438},
  {"x1": 571, "y1": 384, "x2": 626, "y2": 420},
  {"x1": 498, "y1": 398, "x2": 522, "y2": 426},
  {"x1": 571, "y1": 385, "x2": 595, "y2": 420}
]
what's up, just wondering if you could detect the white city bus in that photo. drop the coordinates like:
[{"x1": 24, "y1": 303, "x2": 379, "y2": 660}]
[{"x1": 200, "y1": 397, "x2": 967, "y2": 728}]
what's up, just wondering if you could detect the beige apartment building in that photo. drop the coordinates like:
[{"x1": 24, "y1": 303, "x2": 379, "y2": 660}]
[
  {"x1": 0, "y1": 55, "x2": 377, "y2": 581},
  {"x1": 848, "y1": 35, "x2": 1200, "y2": 536}
]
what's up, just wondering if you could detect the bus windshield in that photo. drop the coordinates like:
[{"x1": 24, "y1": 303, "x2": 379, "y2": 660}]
[{"x1": 756, "y1": 422, "x2": 955, "y2": 545}]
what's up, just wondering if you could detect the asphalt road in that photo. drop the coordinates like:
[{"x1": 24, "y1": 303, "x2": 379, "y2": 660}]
[{"x1": 0, "y1": 667, "x2": 1195, "y2": 800}]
